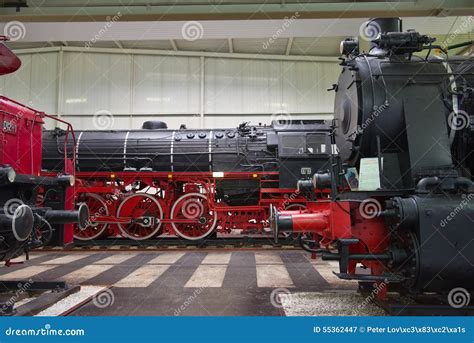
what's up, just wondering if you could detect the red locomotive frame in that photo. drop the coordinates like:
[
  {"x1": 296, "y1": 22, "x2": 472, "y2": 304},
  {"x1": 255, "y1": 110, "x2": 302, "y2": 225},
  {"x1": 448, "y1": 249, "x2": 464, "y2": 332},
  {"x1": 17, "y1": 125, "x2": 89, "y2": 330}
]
[{"x1": 68, "y1": 170, "x2": 318, "y2": 241}]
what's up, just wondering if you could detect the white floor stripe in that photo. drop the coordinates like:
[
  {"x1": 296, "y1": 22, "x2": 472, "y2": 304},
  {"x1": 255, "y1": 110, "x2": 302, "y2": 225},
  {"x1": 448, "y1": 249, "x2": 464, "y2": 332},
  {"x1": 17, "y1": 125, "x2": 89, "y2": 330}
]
[
  {"x1": 93, "y1": 254, "x2": 136, "y2": 265},
  {"x1": 201, "y1": 252, "x2": 231, "y2": 265},
  {"x1": 0, "y1": 265, "x2": 56, "y2": 280},
  {"x1": 185, "y1": 265, "x2": 227, "y2": 288},
  {"x1": 255, "y1": 252, "x2": 283, "y2": 264},
  {"x1": 36, "y1": 286, "x2": 108, "y2": 316},
  {"x1": 61, "y1": 265, "x2": 114, "y2": 284},
  {"x1": 256, "y1": 265, "x2": 294, "y2": 288},
  {"x1": 41, "y1": 254, "x2": 93, "y2": 265},
  {"x1": 114, "y1": 265, "x2": 170, "y2": 288},
  {"x1": 147, "y1": 252, "x2": 185, "y2": 264}
]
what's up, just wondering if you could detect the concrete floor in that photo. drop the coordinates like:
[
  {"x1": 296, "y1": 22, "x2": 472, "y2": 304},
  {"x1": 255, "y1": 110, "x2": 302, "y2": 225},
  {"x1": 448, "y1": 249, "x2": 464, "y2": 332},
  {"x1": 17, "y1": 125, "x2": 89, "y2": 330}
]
[{"x1": 0, "y1": 250, "x2": 382, "y2": 316}]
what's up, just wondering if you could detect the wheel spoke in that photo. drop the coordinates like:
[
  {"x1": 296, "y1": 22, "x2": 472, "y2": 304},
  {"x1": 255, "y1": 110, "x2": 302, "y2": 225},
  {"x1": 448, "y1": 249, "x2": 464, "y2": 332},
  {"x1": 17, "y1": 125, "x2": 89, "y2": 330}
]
[
  {"x1": 170, "y1": 193, "x2": 217, "y2": 240},
  {"x1": 116, "y1": 194, "x2": 163, "y2": 240}
]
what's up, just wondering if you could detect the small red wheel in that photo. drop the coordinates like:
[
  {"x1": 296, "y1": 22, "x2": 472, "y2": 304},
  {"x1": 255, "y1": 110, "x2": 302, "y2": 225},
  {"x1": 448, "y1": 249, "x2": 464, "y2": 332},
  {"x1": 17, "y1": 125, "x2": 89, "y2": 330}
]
[
  {"x1": 74, "y1": 193, "x2": 109, "y2": 241},
  {"x1": 170, "y1": 193, "x2": 217, "y2": 240},
  {"x1": 285, "y1": 203, "x2": 307, "y2": 211},
  {"x1": 116, "y1": 194, "x2": 163, "y2": 240}
]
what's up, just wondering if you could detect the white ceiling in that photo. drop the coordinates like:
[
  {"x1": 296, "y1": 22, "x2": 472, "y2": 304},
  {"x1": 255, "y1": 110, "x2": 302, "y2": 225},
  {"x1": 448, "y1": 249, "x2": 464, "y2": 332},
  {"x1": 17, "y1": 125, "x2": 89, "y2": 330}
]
[{"x1": 3, "y1": 17, "x2": 472, "y2": 56}]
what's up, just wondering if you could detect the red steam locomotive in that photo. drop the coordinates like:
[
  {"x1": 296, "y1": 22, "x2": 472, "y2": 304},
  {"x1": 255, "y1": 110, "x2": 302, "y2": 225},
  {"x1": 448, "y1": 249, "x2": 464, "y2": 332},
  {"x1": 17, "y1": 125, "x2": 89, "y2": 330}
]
[{"x1": 0, "y1": 37, "x2": 88, "y2": 262}]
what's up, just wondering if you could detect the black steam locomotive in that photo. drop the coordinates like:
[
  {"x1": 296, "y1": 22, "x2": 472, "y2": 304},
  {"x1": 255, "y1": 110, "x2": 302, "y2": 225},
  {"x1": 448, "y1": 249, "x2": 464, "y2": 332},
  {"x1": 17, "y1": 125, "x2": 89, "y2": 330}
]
[
  {"x1": 275, "y1": 17, "x2": 474, "y2": 301},
  {"x1": 42, "y1": 120, "x2": 333, "y2": 241}
]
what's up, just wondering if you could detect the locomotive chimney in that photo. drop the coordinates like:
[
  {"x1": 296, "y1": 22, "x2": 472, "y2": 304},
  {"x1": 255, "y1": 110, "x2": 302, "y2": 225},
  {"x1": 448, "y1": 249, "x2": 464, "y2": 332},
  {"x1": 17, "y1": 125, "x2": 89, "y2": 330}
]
[{"x1": 367, "y1": 17, "x2": 402, "y2": 52}]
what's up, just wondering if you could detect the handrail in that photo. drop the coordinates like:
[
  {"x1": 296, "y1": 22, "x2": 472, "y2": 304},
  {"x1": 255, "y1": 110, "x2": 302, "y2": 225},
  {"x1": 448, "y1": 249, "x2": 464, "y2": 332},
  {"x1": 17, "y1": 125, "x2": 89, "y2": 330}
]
[{"x1": 43, "y1": 113, "x2": 77, "y2": 178}]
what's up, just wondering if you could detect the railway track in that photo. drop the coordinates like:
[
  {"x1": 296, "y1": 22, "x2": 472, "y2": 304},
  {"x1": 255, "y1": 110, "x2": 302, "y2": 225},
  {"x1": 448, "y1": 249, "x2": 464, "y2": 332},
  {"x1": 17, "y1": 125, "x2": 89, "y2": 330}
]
[{"x1": 38, "y1": 235, "x2": 300, "y2": 251}]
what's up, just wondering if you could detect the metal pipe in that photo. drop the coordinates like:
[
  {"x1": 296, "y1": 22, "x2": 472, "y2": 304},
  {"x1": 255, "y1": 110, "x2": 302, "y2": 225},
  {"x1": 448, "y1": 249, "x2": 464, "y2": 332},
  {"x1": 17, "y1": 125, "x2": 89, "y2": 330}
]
[
  {"x1": 322, "y1": 253, "x2": 392, "y2": 261},
  {"x1": 447, "y1": 40, "x2": 473, "y2": 51},
  {"x1": 43, "y1": 203, "x2": 89, "y2": 230}
]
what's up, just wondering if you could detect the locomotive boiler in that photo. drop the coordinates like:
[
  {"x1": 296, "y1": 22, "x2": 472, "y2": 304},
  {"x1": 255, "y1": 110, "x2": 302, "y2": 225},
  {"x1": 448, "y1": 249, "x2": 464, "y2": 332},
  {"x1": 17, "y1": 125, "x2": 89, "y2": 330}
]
[
  {"x1": 0, "y1": 39, "x2": 88, "y2": 262},
  {"x1": 43, "y1": 120, "x2": 332, "y2": 241},
  {"x1": 273, "y1": 18, "x2": 474, "y2": 300}
]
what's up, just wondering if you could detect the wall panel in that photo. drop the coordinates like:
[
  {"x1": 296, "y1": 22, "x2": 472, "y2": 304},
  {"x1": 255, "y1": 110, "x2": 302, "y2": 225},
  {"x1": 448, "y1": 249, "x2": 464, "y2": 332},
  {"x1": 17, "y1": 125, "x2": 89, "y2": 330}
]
[
  {"x1": 1, "y1": 54, "x2": 31, "y2": 106},
  {"x1": 62, "y1": 52, "x2": 132, "y2": 115},
  {"x1": 204, "y1": 58, "x2": 338, "y2": 115},
  {"x1": 30, "y1": 52, "x2": 58, "y2": 114},
  {"x1": 10, "y1": 49, "x2": 339, "y2": 130},
  {"x1": 132, "y1": 55, "x2": 200, "y2": 115}
]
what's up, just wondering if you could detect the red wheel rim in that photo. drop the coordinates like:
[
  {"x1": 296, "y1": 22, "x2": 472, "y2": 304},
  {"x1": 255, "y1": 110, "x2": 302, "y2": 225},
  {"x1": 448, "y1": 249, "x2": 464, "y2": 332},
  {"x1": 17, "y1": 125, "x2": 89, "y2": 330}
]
[
  {"x1": 170, "y1": 193, "x2": 217, "y2": 240},
  {"x1": 74, "y1": 193, "x2": 109, "y2": 241},
  {"x1": 117, "y1": 194, "x2": 163, "y2": 240}
]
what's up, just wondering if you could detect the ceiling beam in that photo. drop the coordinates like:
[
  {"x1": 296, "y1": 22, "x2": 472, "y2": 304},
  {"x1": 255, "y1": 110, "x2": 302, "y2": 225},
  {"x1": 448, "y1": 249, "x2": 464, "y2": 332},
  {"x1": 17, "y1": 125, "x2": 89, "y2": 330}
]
[
  {"x1": 13, "y1": 45, "x2": 340, "y2": 63},
  {"x1": 285, "y1": 37, "x2": 293, "y2": 55},
  {"x1": 1, "y1": 17, "x2": 469, "y2": 42},
  {"x1": 0, "y1": 1, "x2": 473, "y2": 22},
  {"x1": 170, "y1": 39, "x2": 178, "y2": 51}
]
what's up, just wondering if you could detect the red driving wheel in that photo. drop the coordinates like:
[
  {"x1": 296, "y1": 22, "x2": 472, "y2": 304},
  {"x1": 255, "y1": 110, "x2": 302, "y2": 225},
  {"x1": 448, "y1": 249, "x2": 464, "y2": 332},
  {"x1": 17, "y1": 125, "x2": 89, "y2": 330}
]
[
  {"x1": 170, "y1": 193, "x2": 217, "y2": 240},
  {"x1": 116, "y1": 193, "x2": 163, "y2": 240}
]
